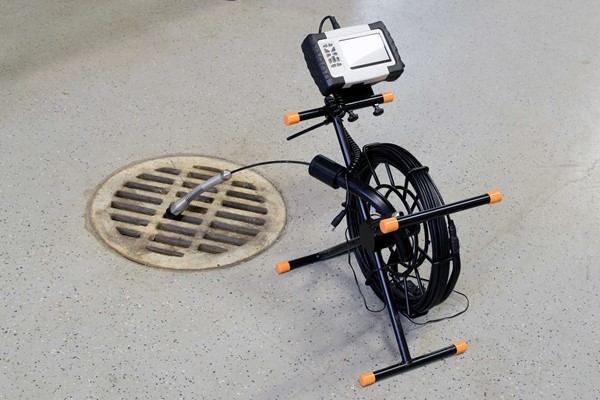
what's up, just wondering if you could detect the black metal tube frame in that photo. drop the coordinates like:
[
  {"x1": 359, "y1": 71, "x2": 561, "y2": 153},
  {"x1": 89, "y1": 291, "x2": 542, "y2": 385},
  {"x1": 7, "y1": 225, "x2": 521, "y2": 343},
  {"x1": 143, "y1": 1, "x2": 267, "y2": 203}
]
[
  {"x1": 377, "y1": 193, "x2": 495, "y2": 233},
  {"x1": 281, "y1": 94, "x2": 470, "y2": 386}
]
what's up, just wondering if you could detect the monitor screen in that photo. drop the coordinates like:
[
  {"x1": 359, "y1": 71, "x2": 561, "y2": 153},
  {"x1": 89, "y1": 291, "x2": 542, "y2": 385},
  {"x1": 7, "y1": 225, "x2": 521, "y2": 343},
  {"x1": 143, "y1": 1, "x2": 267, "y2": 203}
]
[{"x1": 339, "y1": 33, "x2": 391, "y2": 70}]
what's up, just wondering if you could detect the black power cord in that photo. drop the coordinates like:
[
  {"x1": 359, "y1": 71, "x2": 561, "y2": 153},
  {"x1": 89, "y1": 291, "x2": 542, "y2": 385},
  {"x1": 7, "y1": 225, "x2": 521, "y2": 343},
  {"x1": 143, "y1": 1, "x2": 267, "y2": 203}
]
[
  {"x1": 401, "y1": 286, "x2": 469, "y2": 326},
  {"x1": 344, "y1": 227, "x2": 469, "y2": 324},
  {"x1": 345, "y1": 228, "x2": 386, "y2": 313},
  {"x1": 318, "y1": 15, "x2": 341, "y2": 33}
]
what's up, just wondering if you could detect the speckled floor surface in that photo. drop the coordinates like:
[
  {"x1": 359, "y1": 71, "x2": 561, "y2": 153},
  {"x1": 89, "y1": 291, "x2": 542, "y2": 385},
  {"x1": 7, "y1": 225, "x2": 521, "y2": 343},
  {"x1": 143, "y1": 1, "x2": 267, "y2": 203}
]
[{"x1": 2, "y1": 1, "x2": 599, "y2": 399}]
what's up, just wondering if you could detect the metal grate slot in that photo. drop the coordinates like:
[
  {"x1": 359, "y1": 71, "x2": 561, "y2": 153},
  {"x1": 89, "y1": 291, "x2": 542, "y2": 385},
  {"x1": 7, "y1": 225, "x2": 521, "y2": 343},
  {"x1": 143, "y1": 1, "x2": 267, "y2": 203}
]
[
  {"x1": 186, "y1": 205, "x2": 208, "y2": 214},
  {"x1": 198, "y1": 243, "x2": 227, "y2": 254},
  {"x1": 110, "y1": 214, "x2": 150, "y2": 226},
  {"x1": 182, "y1": 181, "x2": 218, "y2": 193},
  {"x1": 116, "y1": 226, "x2": 142, "y2": 238},
  {"x1": 175, "y1": 191, "x2": 214, "y2": 204},
  {"x1": 146, "y1": 245, "x2": 184, "y2": 257},
  {"x1": 226, "y1": 190, "x2": 265, "y2": 203},
  {"x1": 193, "y1": 165, "x2": 223, "y2": 173},
  {"x1": 215, "y1": 211, "x2": 265, "y2": 226},
  {"x1": 155, "y1": 167, "x2": 181, "y2": 175},
  {"x1": 232, "y1": 181, "x2": 257, "y2": 190},
  {"x1": 210, "y1": 221, "x2": 259, "y2": 237},
  {"x1": 156, "y1": 223, "x2": 197, "y2": 237},
  {"x1": 204, "y1": 232, "x2": 247, "y2": 246},
  {"x1": 137, "y1": 173, "x2": 175, "y2": 184},
  {"x1": 188, "y1": 172, "x2": 213, "y2": 180},
  {"x1": 110, "y1": 201, "x2": 156, "y2": 216},
  {"x1": 222, "y1": 200, "x2": 268, "y2": 215},
  {"x1": 153, "y1": 234, "x2": 192, "y2": 248},
  {"x1": 124, "y1": 181, "x2": 169, "y2": 194},
  {"x1": 115, "y1": 190, "x2": 163, "y2": 205},
  {"x1": 179, "y1": 215, "x2": 203, "y2": 225}
]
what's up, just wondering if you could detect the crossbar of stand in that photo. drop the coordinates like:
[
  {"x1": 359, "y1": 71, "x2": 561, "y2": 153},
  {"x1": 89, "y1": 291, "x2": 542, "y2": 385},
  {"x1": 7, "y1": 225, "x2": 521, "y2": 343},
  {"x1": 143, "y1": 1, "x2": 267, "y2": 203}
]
[{"x1": 359, "y1": 341, "x2": 468, "y2": 386}]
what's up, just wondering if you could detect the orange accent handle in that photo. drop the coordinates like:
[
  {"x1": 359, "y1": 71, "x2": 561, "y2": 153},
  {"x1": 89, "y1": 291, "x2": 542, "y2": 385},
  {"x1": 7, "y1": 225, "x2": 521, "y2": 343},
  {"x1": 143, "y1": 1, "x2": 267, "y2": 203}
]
[
  {"x1": 454, "y1": 341, "x2": 468, "y2": 354},
  {"x1": 379, "y1": 217, "x2": 399, "y2": 234},
  {"x1": 381, "y1": 91, "x2": 394, "y2": 103},
  {"x1": 283, "y1": 112, "x2": 300, "y2": 126},
  {"x1": 358, "y1": 371, "x2": 376, "y2": 387},
  {"x1": 275, "y1": 261, "x2": 291, "y2": 274},
  {"x1": 486, "y1": 189, "x2": 503, "y2": 204}
]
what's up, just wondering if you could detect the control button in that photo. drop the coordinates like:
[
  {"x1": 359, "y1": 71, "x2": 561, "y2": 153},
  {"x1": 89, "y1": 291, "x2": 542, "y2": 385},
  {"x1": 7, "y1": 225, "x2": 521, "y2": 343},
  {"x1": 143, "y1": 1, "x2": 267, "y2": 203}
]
[
  {"x1": 336, "y1": 63, "x2": 342, "y2": 67},
  {"x1": 324, "y1": 48, "x2": 330, "y2": 54},
  {"x1": 331, "y1": 47, "x2": 336, "y2": 52}
]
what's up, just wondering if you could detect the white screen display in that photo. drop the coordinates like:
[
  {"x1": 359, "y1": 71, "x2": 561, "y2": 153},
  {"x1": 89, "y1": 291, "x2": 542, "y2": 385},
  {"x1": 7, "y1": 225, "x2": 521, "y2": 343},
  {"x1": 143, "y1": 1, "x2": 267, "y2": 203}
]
[{"x1": 339, "y1": 33, "x2": 391, "y2": 69}]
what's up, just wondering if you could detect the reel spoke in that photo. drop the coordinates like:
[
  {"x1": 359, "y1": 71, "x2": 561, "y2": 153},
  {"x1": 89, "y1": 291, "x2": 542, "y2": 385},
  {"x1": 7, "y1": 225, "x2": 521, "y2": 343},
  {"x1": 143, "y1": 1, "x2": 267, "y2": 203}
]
[{"x1": 384, "y1": 163, "x2": 396, "y2": 186}]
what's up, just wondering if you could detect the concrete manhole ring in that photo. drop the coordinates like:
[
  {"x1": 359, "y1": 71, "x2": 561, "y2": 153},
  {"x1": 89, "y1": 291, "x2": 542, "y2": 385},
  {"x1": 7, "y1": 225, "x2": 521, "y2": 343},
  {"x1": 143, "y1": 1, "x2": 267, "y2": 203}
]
[{"x1": 88, "y1": 155, "x2": 287, "y2": 270}]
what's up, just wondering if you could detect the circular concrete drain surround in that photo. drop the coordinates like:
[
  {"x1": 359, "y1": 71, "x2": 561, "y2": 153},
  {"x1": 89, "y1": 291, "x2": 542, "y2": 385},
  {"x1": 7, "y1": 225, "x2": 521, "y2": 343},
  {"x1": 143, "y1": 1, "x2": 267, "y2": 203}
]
[{"x1": 88, "y1": 155, "x2": 287, "y2": 270}]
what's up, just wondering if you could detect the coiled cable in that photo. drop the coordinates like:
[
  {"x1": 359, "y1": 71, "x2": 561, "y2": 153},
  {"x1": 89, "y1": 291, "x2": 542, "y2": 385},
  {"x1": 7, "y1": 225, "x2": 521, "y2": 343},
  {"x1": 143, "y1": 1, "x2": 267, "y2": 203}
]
[{"x1": 346, "y1": 143, "x2": 460, "y2": 316}]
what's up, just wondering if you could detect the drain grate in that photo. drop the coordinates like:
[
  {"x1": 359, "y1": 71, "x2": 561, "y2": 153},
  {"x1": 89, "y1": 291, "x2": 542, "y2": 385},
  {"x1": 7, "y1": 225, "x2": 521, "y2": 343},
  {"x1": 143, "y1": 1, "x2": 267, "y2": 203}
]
[{"x1": 88, "y1": 156, "x2": 287, "y2": 270}]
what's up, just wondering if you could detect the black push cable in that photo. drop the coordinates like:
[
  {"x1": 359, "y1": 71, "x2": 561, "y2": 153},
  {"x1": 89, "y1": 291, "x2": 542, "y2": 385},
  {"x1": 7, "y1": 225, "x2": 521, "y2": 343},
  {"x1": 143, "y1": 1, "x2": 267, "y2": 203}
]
[
  {"x1": 165, "y1": 160, "x2": 309, "y2": 218},
  {"x1": 230, "y1": 160, "x2": 310, "y2": 174},
  {"x1": 346, "y1": 143, "x2": 460, "y2": 316}
]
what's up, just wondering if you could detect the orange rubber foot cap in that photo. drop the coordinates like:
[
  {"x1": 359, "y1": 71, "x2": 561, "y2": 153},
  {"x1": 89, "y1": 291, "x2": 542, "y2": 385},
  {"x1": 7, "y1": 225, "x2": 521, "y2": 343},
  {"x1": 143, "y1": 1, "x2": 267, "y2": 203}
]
[
  {"x1": 380, "y1": 217, "x2": 399, "y2": 234},
  {"x1": 283, "y1": 112, "x2": 300, "y2": 125},
  {"x1": 275, "y1": 261, "x2": 290, "y2": 274},
  {"x1": 358, "y1": 371, "x2": 376, "y2": 387},
  {"x1": 454, "y1": 341, "x2": 468, "y2": 354},
  {"x1": 381, "y1": 91, "x2": 394, "y2": 103},
  {"x1": 487, "y1": 189, "x2": 503, "y2": 204}
]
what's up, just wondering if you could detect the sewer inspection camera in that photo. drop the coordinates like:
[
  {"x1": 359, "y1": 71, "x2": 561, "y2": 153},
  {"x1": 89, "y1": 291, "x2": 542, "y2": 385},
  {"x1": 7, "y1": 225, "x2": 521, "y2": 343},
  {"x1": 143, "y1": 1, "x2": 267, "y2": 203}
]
[{"x1": 165, "y1": 16, "x2": 502, "y2": 386}]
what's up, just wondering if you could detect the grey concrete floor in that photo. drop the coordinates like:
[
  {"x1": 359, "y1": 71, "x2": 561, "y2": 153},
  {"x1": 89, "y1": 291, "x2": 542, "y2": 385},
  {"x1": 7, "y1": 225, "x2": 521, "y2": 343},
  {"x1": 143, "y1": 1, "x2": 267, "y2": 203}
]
[{"x1": 1, "y1": 0, "x2": 599, "y2": 399}]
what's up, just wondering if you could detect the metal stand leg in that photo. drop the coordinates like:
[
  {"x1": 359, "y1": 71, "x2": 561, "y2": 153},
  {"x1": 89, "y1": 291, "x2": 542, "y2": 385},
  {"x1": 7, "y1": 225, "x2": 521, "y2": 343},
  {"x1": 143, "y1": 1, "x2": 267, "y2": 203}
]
[
  {"x1": 275, "y1": 237, "x2": 360, "y2": 273},
  {"x1": 371, "y1": 251, "x2": 412, "y2": 363},
  {"x1": 357, "y1": 248, "x2": 468, "y2": 387}
]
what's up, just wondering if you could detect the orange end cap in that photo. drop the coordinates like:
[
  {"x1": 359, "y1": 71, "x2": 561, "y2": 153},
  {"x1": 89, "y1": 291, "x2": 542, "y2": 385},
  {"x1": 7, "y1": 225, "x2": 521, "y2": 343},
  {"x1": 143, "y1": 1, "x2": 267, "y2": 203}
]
[
  {"x1": 275, "y1": 261, "x2": 291, "y2": 274},
  {"x1": 486, "y1": 189, "x2": 503, "y2": 204},
  {"x1": 381, "y1": 91, "x2": 394, "y2": 103},
  {"x1": 454, "y1": 341, "x2": 468, "y2": 354},
  {"x1": 379, "y1": 217, "x2": 399, "y2": 234},
  {"x1": 284, "y1": 112, "x2": 300, "y2": 125},
  {"x1": 358, "y1": 371, "x2": 376, "y2": 387}
]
